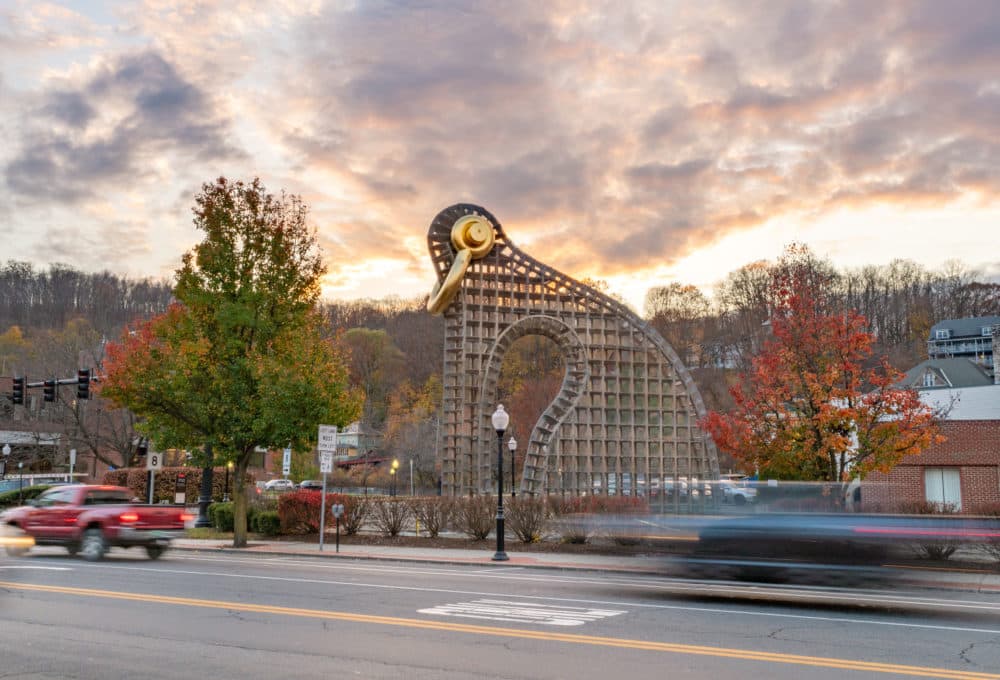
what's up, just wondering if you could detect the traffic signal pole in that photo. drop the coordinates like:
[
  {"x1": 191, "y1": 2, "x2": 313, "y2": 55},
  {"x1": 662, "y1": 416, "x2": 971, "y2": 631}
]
[{"x1": 8, "y1": 371, "x2": 96, "y2": 404}]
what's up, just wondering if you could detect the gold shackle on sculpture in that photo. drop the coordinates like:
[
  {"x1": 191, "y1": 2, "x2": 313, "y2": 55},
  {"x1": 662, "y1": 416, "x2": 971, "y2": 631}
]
[{"x1": 427, "y1": 215, "x2": 496, "y2": 314}]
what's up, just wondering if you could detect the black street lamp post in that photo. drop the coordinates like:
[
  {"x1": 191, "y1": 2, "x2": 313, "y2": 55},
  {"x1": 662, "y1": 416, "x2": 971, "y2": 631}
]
[
  {"x1": 195, "y1": 444, "x2": 214, "y2": 528},
  {"x1": 223, "y1": 461, "x2": 234, "y2": 502},
  {"x1": 1, "y1": 443, "x2": 9, "y2": 481},
  {"x1": 390, "y1": 459, "x2": 399, "y2": 496},
  {"x1": 491, "y1": 404, "x2": 509, "y2": 561},
  {"x1": 508, "y1": 436, "x2": 517, "y2": 498}
]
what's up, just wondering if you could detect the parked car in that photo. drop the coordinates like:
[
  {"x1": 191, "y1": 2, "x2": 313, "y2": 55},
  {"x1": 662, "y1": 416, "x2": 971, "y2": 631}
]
[
  {"x1": 298, "y1": 480, "x2": 324, "y2": 491},
  {"x1": 720, "y1": 478, "x2": 758, "y2": 505},
  {"x1": 263, "y1": 479, "x2": 296, "y2": 492},
  {"x1": 0, "y1": 485, "x2": 190, "y2": 560}
]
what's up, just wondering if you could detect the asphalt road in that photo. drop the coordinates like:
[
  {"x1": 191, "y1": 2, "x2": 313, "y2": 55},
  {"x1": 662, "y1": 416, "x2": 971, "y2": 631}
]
[{"x1": 2, "y1": 547, "x2": 1000, "y2": 679}]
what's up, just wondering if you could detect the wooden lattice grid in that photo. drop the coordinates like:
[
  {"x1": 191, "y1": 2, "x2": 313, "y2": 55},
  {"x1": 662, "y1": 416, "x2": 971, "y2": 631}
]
[{"x1": 427, "y1": 204, "x2": 720, "y2": 497}]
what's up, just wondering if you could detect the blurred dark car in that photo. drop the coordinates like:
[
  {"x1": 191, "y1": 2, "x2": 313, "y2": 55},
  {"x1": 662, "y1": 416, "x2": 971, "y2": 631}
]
[
  {"x1": 298, "y1": 480, "x2": 324, "y2": 491},
  {"x1": 687, "y1": 512, "x2": 1000, "y2": 585}
]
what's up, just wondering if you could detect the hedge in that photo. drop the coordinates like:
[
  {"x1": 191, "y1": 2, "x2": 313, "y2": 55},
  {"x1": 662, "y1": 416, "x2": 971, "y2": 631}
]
[
  {"x1": 102, "y1": 467, "x2": 254, "y2": 504},
  {"x1": 253, "y1": 510, "x2": 281, "y2": 536},
  {"x1": 208, "y1": 502, "x2": 235, "y2": 532},
  {"x1": 0, "y1": 485, "x2": 51, "y2": 508},
  {"x1": 278, "y1": 490, "x2": 352, "y2": 534}
]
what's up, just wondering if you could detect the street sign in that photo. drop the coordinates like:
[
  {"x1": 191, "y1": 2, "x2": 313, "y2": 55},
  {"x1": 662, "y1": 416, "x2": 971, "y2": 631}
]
[
  {"x1": 282, "y1": 447, "x2": 292, "y2": 476},
  {"x1": 174, "y1": 472, "x2": 187, "y2": 504},
  {"x1": 320, "y1": 450, "x2": 333, "y2": 474},
  {"x1": 145, "y1": 451, "x2": 163, "y2": 471},
  {"x1": 317, "y1": 424, "x2": 338, "y2": 453}
]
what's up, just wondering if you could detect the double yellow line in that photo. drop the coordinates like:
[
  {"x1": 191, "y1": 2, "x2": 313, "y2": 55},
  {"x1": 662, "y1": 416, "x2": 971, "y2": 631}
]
[{"x1": 1, "y1": 580, "x2": 997, "y2": 679}]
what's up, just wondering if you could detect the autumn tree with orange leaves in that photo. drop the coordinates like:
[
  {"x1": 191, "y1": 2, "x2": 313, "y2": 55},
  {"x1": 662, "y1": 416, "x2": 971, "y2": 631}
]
[{"x1": 700, "y1": 248, "x2": 942, "y2": 483}]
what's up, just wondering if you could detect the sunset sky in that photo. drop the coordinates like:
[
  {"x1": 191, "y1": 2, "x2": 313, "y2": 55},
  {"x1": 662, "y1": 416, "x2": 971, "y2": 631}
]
[{"x1": 2, "y1": 1, "x2": 998, "y2": 312}]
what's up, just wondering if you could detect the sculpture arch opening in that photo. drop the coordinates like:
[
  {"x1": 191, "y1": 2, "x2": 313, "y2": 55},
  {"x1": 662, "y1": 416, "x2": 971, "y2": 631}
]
[{"x1": 427, "y1": 204, "x2": 719, "y2": 497}]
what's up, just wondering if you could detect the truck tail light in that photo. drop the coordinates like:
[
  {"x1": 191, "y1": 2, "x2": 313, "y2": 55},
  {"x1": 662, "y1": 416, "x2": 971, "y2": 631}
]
[
  {"x1": 180, "y1": 513, "x2": 194, "y2": 522},
  {"x1": 119, "y1": 512, "x2": 140, "y2": 523}
]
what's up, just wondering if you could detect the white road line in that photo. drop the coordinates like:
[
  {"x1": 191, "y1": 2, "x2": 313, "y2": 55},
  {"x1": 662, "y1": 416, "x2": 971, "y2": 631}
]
[
  {"x1": 418, "y1": 599, "x2": 626, "y2": 626},
  {"x1": 0, "y1": 566, "x2": 73, "y2": 571},
  {"x1": 47, "y1": 561, "x2": 1000, "y2": 636},
  {"x1": 164, "y1": 554, "x2": 1000, "y2": 610},
  {"x1": 41, "y1": 551, "x2": 994, "y2": 603}
]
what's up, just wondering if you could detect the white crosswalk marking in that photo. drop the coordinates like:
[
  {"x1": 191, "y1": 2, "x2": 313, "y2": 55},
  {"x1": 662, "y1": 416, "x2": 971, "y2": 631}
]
[{"x1": 418, "y1": 599, "x2": 626, "y2": 626}]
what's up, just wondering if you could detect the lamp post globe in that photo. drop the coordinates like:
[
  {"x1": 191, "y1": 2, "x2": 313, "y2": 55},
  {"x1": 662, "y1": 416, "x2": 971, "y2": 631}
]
[
  {"x1": 508, "y1": 436, "x2": 517, "y2": 498},
  {"x1": 491, "y1": 404, "x2": 509, "y2": 561},
  {"x1": 2, "y1": 443, "x2": 10, "y2": 457}
]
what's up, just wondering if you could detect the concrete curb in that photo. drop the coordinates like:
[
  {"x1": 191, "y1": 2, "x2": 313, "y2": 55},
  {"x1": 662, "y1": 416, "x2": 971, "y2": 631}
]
[{"x1": 168, "y1": 543, "x2": 665, "y2": 576}]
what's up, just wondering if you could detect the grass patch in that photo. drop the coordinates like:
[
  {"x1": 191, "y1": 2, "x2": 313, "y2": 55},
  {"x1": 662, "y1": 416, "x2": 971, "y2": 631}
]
[{"x1": 185, "y1": 527, "x2": 234, "y2": 540}]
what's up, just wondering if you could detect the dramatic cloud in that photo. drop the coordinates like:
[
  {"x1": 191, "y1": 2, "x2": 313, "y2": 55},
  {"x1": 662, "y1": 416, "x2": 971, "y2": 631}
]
[
  {"x1": 0, "y1": 0, "x2": 998, "y2": 306},
  {"x1": 4, "y1": 50, "x2": 243, "y2": 203}
]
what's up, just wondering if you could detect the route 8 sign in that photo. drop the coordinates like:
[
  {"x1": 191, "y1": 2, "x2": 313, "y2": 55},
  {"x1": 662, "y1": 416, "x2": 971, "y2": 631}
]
[{"x1": 145, "y1": 451, "x2": 163, "y2": 471}]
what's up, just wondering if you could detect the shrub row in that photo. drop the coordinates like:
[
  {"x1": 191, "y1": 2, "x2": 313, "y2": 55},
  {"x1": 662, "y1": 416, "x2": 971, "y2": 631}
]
[
  {"x1": 0, "y1": 484, "x2": 51, "y2": 508},
  {"x1": 102, "y1": 467, "x2": 255, "y2": 504},
  {"x1": 269, "y1": 493, "x2": 650, "y2": 544}
]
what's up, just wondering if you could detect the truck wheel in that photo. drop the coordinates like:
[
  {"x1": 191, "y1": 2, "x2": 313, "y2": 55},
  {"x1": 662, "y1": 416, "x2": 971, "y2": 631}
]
[
  {"x1": 145, "y1": 545, "x2": 165, "y2": 560},
  {"x1": 734, "y1": 494, "x2": 747, "y2": 506},
  {"x1": 80, "y1": 528, "x2": 107, "y2": 561}
]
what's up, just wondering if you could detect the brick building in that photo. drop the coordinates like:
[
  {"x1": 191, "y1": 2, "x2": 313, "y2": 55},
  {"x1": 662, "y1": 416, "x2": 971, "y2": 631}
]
[{"x1": 864, "y1": 385, "x2": 1000, "y2": 512}]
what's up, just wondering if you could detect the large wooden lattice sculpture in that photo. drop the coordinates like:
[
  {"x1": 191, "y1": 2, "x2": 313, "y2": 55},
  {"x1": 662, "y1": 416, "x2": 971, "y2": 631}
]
[{"x1": 426, "y1": 204, "x2": 720, "y2": 497}]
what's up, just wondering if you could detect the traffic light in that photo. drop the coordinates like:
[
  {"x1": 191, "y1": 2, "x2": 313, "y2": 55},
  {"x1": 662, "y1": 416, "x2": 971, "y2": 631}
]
[
  {"x1": 11, "y1": 377, "x2": 24, "y2": 405},
  {"x1": 43, "y1": 379, "x2": 56, "y2": 402},
  {"x1": 77, "y1": 368, "x2": 90, "y2": 400}
]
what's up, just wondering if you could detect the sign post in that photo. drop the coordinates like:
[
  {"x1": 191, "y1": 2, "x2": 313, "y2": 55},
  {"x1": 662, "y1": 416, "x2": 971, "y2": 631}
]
[
  {"x1": 332, "y1": 503, "x2": 344, "y2": 553},
  {"x1": 69, "y1": 448, "x2": 76, "y2": 482},
  {"x1": 174, "y1": 471, "x2": 187, "y2": 505},
  {"x1": 317, "y1": 425, "x2": 338, "y2": 551},
  {"x1": 145, "y1": 451, "x2": 163, "y2": 504}
]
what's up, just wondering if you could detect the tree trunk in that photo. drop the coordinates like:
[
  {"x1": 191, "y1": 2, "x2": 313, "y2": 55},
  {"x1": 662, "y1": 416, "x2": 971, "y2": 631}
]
[{"x1": 232, "y1": 456, "x2": 249, "y2": 548}]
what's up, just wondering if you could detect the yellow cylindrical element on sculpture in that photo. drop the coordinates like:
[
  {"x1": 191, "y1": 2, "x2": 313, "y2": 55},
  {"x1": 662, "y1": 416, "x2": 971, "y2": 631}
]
[{"x1": 427, "y1": 215, "x2": 496, "y2": 314}]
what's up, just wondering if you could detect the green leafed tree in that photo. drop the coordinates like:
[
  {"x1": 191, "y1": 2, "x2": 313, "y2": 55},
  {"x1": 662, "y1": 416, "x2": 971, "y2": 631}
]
[{"x1": 101, "y1": 177, "x2": 363, "y2": 547}]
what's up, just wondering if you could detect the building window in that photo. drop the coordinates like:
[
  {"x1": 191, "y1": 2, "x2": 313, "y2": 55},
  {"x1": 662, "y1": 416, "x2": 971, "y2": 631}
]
[
  {"x1": 924, "y1": 467, "x2": 961, "y2": 511},
  {"x1": 922, "y1": 372, "x2": 936, "y2": 387},
  {"x1": 935, "y1": 329, "x2": 951, "y2": 340},
  {"x1": 983, "y1": 327, "x2": 994, "y2": 337}
]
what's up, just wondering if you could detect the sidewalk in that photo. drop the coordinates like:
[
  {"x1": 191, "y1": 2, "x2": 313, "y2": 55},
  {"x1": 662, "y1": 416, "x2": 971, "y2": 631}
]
[{"x1": 171, "y1": 537, "x2": 668, "y2": 574}]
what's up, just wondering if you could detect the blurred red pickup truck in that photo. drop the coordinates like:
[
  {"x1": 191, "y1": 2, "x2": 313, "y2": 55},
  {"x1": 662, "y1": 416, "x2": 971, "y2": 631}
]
[{"x1": 1, "y1": 485, "x2": 191, "y2": 561}]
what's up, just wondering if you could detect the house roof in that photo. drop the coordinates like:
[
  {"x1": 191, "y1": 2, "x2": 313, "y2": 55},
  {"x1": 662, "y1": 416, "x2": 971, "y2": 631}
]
[
  {"x1": 902, "y1": 358, "x2": 993, "y2": 389},
  {"x1": 0, "y1": 429, "x2": 62, "y2": 446},
  {"x1": 920, "y1": 385, "x2": 1000, "y2": 420},
  {"x1": 929, "y1": 315, "x2": 1000, "y2": 340}
]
